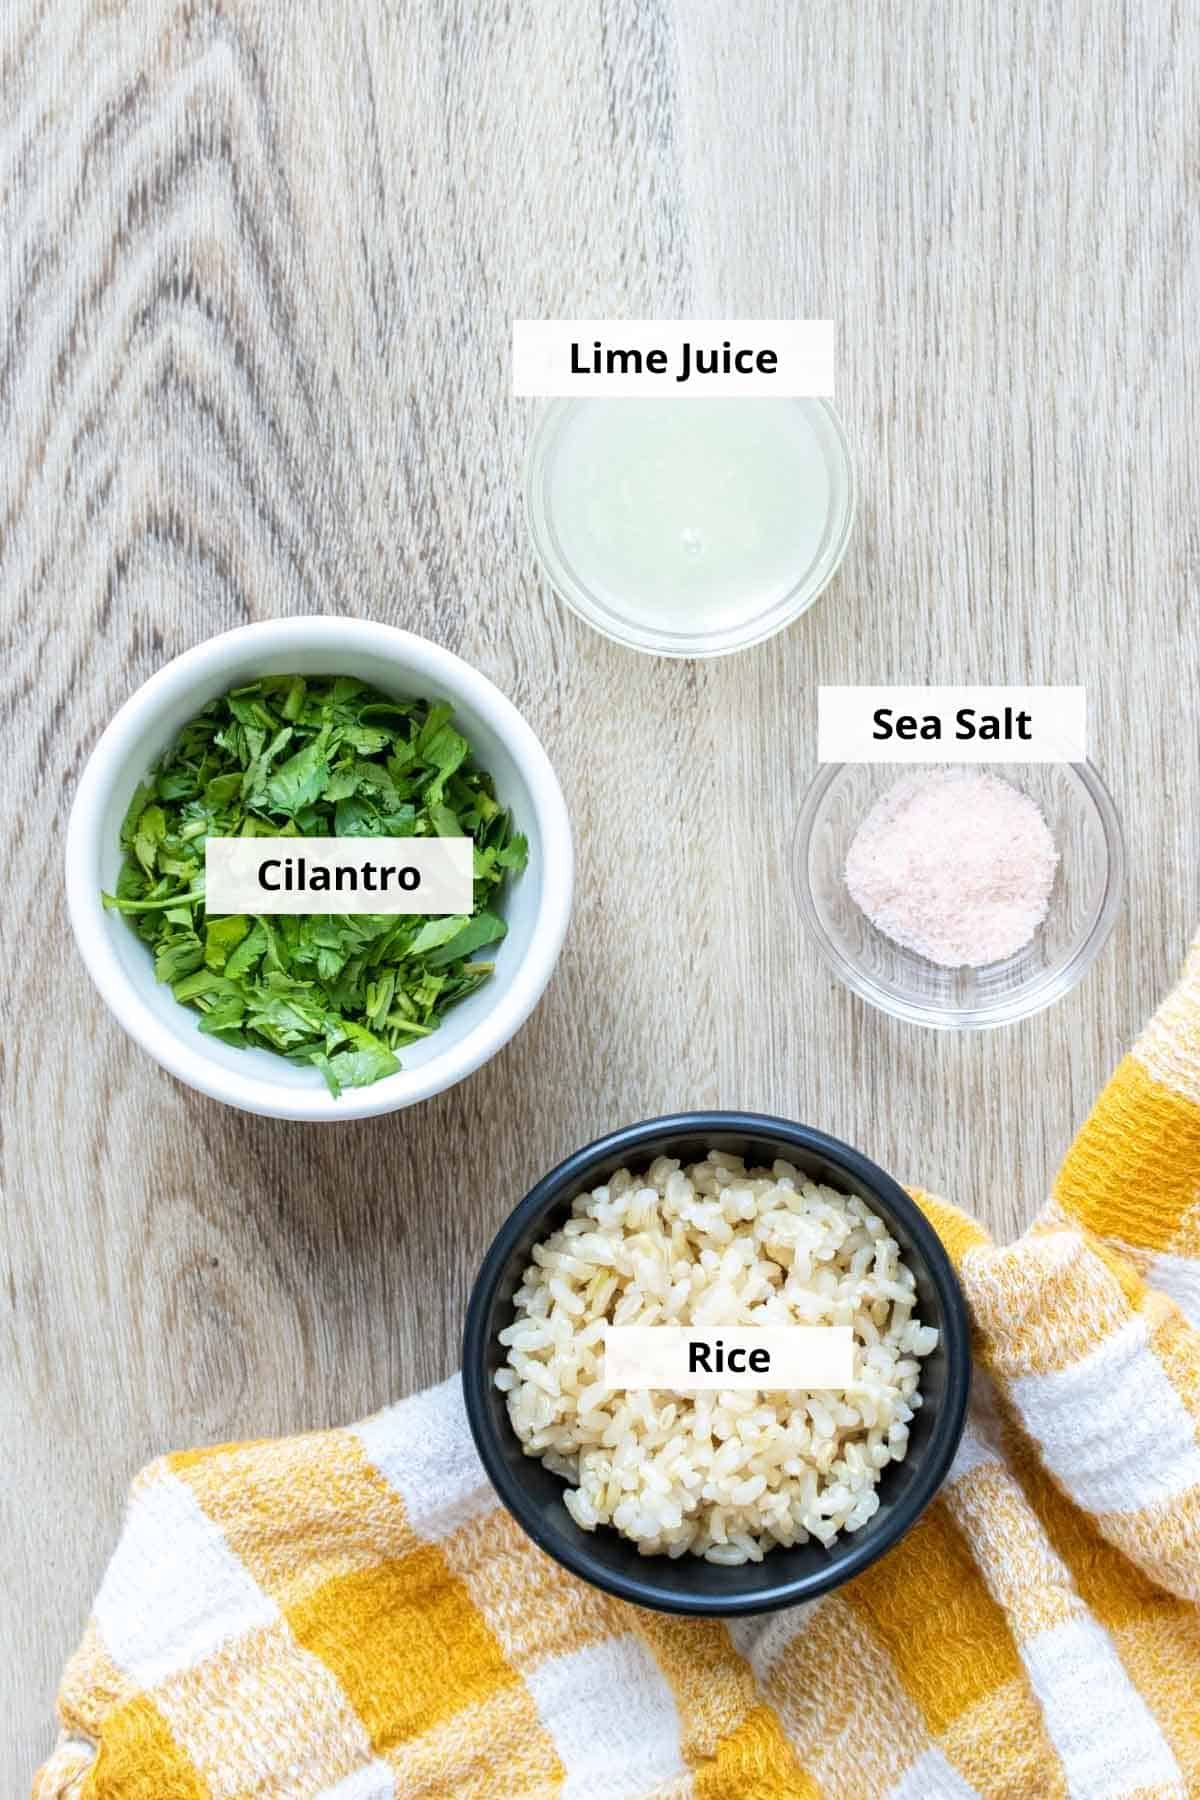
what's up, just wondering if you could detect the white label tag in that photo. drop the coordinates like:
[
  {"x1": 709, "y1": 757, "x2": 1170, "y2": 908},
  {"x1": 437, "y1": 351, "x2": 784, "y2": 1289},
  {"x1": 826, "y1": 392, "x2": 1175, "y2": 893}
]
[
  {"x1": 513, "y1": 319, "x2": 834, "y2": 397},
  {"x1": 602, "y1": 1326, "x2": 854, "y2": 1392},
  {"x1": 817, "y1": 686, "x2": 1087, "y2": 763},
  {"x1": 204, "y1": 837, "x2": 474, "y2": 916}
]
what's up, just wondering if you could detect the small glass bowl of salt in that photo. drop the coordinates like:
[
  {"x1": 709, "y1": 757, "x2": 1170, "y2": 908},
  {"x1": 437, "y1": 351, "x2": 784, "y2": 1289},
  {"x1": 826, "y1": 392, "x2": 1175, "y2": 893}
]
[{"x1": 794, "y1": 761, "x2": 1124, "y2": 1029}]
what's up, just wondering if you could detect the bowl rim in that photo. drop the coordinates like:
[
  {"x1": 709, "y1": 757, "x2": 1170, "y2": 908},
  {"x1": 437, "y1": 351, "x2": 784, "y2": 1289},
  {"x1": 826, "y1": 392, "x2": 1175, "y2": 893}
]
[
  {"x1": 65, "y1": 616, "x2": 574, "y2": 1121},
  {"x1": 524, "y1": 398, "x2": 857, "y2": 659},
  {"x1": 462, "y1": 1110, "x2": 972, "y2": 1616},
  {"x1": 794, "y1": 760, "x2": 1125, "y2": 1030}
]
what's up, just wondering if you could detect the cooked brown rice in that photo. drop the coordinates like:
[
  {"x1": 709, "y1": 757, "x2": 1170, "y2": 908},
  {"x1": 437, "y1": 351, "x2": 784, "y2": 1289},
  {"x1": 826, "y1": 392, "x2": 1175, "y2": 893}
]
[{"x1": 495, "y1": 1150, "x2": 939, "y2": 1563}]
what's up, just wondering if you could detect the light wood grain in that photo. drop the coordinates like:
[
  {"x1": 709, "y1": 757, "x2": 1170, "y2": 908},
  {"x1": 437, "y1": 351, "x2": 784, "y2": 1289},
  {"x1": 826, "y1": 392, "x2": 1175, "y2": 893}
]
[{"x1": 3, "y1": 0, "x2": 1199, "y2": 1782}]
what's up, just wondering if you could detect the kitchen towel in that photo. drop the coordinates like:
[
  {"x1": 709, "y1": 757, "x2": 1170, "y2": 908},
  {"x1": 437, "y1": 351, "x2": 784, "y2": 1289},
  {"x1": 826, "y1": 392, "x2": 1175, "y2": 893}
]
[{"x1": 35, "y1": 948, "x2": 1200, "y2": 1800}]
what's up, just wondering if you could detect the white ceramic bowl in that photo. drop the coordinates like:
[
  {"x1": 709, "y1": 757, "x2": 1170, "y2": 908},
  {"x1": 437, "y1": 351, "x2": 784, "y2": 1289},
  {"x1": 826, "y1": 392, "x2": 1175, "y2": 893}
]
[{"x1": 66, "y1": 618, "x2": 574, "y2": 1119}]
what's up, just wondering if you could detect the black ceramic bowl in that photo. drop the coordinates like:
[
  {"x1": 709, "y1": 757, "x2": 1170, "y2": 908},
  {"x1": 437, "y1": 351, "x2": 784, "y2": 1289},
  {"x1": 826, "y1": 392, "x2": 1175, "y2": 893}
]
[{"x1": 462, "y1": 1113, "x2": 971, "y2": 1616}]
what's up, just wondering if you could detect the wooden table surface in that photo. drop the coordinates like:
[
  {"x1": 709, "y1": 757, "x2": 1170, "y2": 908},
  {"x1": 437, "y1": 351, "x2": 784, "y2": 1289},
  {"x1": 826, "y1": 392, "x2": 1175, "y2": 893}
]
[{"x1": 4, "y1": 0, "x2": 1198, "y2": 1782}]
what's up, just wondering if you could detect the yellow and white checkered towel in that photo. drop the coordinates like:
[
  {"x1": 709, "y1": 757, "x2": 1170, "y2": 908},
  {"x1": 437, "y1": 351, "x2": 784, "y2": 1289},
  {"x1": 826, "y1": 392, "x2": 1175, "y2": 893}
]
[{"x1": 36, "y1": 946, "x2": 1200, "y2": 1800}]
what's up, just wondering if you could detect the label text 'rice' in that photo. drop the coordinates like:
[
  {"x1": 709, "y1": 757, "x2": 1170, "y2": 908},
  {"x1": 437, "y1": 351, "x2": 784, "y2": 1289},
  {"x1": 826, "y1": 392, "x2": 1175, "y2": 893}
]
[{"x1": 603, "y1": 1325, "x2": 854, "y2": 1392}]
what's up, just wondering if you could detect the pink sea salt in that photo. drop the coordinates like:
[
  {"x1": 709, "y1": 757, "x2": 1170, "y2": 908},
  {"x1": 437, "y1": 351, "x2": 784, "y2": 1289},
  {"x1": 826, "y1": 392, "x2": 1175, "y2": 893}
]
[{"x1": 844, "y1": 770, "x2": 1059, "y2": 969}]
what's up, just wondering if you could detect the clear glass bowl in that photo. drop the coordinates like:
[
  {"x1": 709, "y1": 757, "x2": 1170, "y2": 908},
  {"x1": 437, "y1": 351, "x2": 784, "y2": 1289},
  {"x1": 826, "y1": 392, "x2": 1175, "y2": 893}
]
[
  {"x1": 524, "y1": 398, "x2": 855, "y2": 657},
  {"x1": 794, "y1": 762, "x2": 1124, "y2": 1029}
]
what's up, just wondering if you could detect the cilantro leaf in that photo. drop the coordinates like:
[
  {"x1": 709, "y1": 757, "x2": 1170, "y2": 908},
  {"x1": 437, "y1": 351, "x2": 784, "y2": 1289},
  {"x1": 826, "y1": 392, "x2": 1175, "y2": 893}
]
[
  {"x1": 265, "y1": 727, "x2": 332, "y2": 815},
  {"x1": 425, "y1": 910, "x2": 506, "y2": 967}
]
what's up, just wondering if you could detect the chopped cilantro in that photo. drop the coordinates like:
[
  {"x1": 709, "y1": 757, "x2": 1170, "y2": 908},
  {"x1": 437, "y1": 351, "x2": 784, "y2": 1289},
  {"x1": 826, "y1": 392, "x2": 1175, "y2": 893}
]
[{"x1": 102, "y1": 675, "x2": 527, "y2": 1096}]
